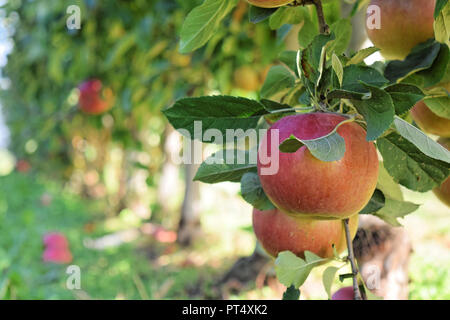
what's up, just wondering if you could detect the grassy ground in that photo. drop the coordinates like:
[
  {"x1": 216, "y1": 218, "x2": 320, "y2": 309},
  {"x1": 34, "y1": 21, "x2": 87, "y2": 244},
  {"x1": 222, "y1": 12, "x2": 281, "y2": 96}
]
[{"x1": 0, "y1": 171, "x2": 449, "y2": 300}]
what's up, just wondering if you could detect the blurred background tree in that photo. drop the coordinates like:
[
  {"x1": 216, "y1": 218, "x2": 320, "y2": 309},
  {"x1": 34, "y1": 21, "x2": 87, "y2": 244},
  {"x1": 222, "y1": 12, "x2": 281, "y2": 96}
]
[{"x1": 0, "y1": 0, "x2": 282, "y2": 239}]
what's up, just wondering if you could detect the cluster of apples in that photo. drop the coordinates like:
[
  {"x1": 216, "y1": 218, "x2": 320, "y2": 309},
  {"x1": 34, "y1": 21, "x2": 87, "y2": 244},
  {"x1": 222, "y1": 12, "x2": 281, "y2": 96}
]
[
  {"x1": 245, "y1": 1, "x2": 379, "y2": 259},
  {"x1": 366, "y1": 0, "x2": 449, "y2": 207},
  {"x1": 42, "y1": 232, "x2": 73, "y2": 264},
  {"x1": 254, "y1": 113, "x2": 379, "y2": 259}
]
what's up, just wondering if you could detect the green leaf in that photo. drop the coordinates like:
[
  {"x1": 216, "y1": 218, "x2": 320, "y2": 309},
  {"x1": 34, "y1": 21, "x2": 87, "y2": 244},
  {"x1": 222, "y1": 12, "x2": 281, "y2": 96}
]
[
  {"x1": 346, "y1": 47, "x2": 380, "y2": 66},
  {"x1": 275, "y1": 251, "x2": 325, "y2": 289},
  {"x1": 377, "y1": 162, "x2": 404, "y2": 201},
  {"x1": 163, "y1": 96, "x2": 267, "y2": 141},
  {"x1": 282, "y1": 285, "x2": 301, "y2": 300},
  {"x1": 393, "y1": 116, "x2": 450, "y2": 163},
  {"x1": 260, "y1": 65, "x2": 296, "y2": 99},
  {"x1": 384, "y1": 40, "x2": 441, "y2": 83},
  {"x1": 279, "y1": 51, "x2": 300, "y2": 77},
  {"x1": 434, "y1": 0, "x2": 449, "y2": 18},
  {"x1": 269, "y1": 6, "x2": 305, "y2": 30},
  {"x1": 374, "y1": 198, "x2": 420, "y2": 227},
  {"x1": 377, "y1": 132, "x2": 450, "y2": 192},
  {"x1": 279, "y1": 116, "x2": 355, "y2": 162},
  {"x1": 351, "y1": 82, "x2": 395, "y2": 141},
  {"x1": 240, "y1": 172, "x2": 276, "y2": 211},
  {"x1": 424, "y1": 87, "x2": 450, "y2": 119},
  {"x1": 322, "y1": 266, "x2": 339, "y2": 300},
  {"x1": 249, "y1": 5, "x2": 277, "y2": 23},
  {"x1": 300, "y1": 33, "x2": 335, "y2": 84},
  {"x1": 297, "y1": 9, "x2": 318, "y2": 49},
  {"x1": 260, "y1": 99, "x2": 293, "y2": 112},
  {"x1": 359, "y1": 189, "x2": 385, "y2": 214},
  {"x1": 332, "y1": 53, "x2": 344, "y2": 88},
  {"x1": 327, "y1": 89, "x2": 366, "y2": 100},
  {"x1": 179, "y1": 0, "x2": 238, "y2": 53},
  {"x1": 328, "y1": 19, "x2": 352, "y2": 56},
  {"x1": 384, "y1": 84, "x2": 425, "y2": 115},
  {"x1": 341, "y1": 65, "x2": 388, "y2": 93},
  {"x1": 434, "y1": 2, "x2": 450, "y2": 45},
  {"x1": 402, "y1": 44, "x2": 450, "y2": 88},
  {"x1": 194, "y1": 150, "x2": 257, "y2": 183}
]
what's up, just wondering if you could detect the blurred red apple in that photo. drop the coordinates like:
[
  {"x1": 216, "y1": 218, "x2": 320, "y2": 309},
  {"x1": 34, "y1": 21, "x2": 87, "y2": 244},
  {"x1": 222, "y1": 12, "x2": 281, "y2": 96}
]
[
  {"x1": 410, "y1": 83, "x2": 450, "y2": 138},
  {"x1": 43, "y1": 232, "x2": 69, "y2": 250},
  {"x1": 16, "y1": 159, "x2": 31, "y2": 173},
  {"x1": 78, "y1": 79, "x2": 114, "y2": 115},
  {"x1": 257, "y1": 113, "x2": 379, "y2": 219},
  {"x1": 332, "y1": 286, "x2": 354, "y2": 300},
  {"x1": 42, "y1": 247, "x2": 73, "y2": 264}
]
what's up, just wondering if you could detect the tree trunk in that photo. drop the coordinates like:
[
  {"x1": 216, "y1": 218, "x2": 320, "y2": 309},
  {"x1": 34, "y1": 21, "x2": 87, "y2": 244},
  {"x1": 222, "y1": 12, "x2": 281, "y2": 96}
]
[
  {"x1": 353, "y1": 215, "x2": 412, "y2": 300},
  {"x1": 177, "y1": 160, "x2": 201, "y2": 246}
]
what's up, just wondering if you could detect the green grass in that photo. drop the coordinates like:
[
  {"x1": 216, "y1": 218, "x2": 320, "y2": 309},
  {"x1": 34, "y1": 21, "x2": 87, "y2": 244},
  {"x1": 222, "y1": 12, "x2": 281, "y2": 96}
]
[
  {"x1": 0, "y1": 172, "x2": 216, "y2": 299},
  {"x1": 1, "y1": 171, "x2": 449, "y2": 300}
]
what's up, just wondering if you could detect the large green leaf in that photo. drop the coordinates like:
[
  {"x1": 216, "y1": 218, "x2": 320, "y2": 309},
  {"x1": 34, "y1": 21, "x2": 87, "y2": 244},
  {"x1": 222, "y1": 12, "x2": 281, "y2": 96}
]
[
  {"x1": 384, "y1": 84, "x2": 425, "y2": 115},
  {"x1": 194, "y1": 150, "x2": 257, "y2": 184},
  {"x1": 352, "y1": 82, "x2": 395, "y2": 141},
  {"x1": 269, "y1": 6, "x2": 305, "y2": 30},
  {"x1": 249, "y1": 5, "x2": 277, "y2": 23},
  {"x1": 328, "y1": 19, "x2": 352, "y2": 56},
  {"x1": 163, "y1": 96, "x2": 267, "y2": 141},
  {"x1": 384, "y1": 40, "x2": 442, "y2": 83},
  {"x1": 377, "y1": 132, "x2": 450, "y2": 192},
  {"x1": 374, "y1": 198, "x2": 420, "y2": 227},
  {"x1": 240, "y1": 172, "x2": 275, "y2": 211},
  {"x1": 260, "y1": 65, "x2": 296, "y2": 99},
  {"x1": 393, "y1": 117, "x2": 450, "y2": 163},
  {"x1": 179, "y1": 0, "x2": 238, "y2": 53},
  {"x1": 275, "y1": 251, "x2": 326, "y2": 289},
  {"x1": 341, "y1": 65, "x2": 388, "y2": 93}
]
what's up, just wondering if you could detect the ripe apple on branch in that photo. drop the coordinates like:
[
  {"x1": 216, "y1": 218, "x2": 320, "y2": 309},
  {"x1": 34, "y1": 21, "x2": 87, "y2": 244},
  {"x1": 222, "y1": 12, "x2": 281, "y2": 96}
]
[{"x1": 165, "y1": 0, "x2": 450, "y2": 300}]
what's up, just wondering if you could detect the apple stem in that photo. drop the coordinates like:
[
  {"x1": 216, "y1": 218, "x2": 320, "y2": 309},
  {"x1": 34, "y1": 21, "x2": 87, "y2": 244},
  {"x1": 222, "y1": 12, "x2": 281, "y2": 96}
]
[{"x1": 344, "y1": 218, "x2": 363, "y2": 300}]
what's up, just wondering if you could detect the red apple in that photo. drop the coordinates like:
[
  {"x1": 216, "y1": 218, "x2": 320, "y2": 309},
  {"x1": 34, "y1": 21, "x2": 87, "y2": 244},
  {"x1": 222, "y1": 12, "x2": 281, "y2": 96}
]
[
  {"x1": 253, "y1": 208, "x2": 359, "y2": 259},
  {"x1": 16, "y1": 159, "x2": 31, "y2": 173},
  {"x1": 78, "y1": 79, "x2": 114, "y2": 115},
  {"x1": 366, "y1": 0, "x2": 435, "y2": 60},
  {"x1": 433, "y1": 138, "x2": 450, "y2": 207},
  {"x1": 410, "y1": 102, "x2": 450, "y2": 138},
  {"x1": 410, "y1": 83, "x2": 450, "y2": 138},
  {"x1": 332, "y1": 286, "x2": 355, "y2": 300},
  {"x1": 246, "y1": 0, "x2": 293, "y2": 8},
  {"x1": 42, "y1": 247, "x2": 73, "y2": 264},
  {"x1": 257, "y1": 113, "x2": 379, "y2": 219},
  {"x1": 43, "y1": 232, "x2": 69, "y2": 250}
]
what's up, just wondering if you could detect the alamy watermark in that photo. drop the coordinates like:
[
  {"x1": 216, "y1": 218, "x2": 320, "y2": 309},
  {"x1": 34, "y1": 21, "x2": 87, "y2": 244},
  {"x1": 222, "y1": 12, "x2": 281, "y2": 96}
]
[
  {"x1": 172, "y1": 121, "x2": 280, "y2": 175},
  {"x1": 66, "y1": 265, "x2": 81, "y2": 290},
  {"x1": 66, "y1": 5, "x2": 81, "y2": 30},
  {"x1": 366, "y1": 5, "x2": 381, "y2": 30}
]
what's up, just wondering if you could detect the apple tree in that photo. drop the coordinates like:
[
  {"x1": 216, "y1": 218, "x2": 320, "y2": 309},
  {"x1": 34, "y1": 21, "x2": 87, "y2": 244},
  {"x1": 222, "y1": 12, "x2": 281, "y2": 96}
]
[{"x1": 163, "y1": 0, "x2": 450, "y2": 299}]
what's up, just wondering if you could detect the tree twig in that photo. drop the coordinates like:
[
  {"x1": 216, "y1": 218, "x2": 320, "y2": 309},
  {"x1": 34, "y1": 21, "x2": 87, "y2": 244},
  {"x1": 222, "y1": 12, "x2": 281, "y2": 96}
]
[
  {"x1": 312, "y1": 0, "x2": 330, "y2": 34},
  {"x1": 344, "y1": 218, "x2": 362, "y2": 300},
  {"x1": 291, "y1": 0, "x2": 330, "y2": 35}
]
